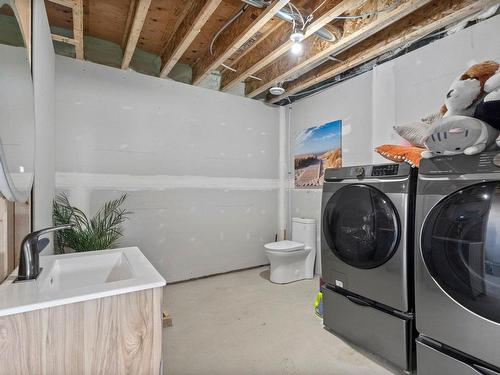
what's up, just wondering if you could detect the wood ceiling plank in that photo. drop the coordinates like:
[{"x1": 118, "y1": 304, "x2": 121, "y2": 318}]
[
  {"x1": 191, "y1": 0, "x2": 291, "y2": 86},
  {"x1": 121, "y1": 0, "x2": 152, "y2": 70},
  {"x1": 49, "y1": 0, "x2": 76, "y2": 8},
  {"x1": 73, "y1": 0, "x2": 84, "y2": 59},
  {"x1": 160, "y1": 0, "x2": 223, "y2": 78},
  {"x1": 246, "y1": 0, "x2": 433, "y2": 98},
  {"x1": 220, "y1": 0, "x2": 369, "y2": 92},
  {"x1": 269, "y1": 0, "x2": 497, "y2": 103}
]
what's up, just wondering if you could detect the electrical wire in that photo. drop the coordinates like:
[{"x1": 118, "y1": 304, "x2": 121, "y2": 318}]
[
  {"x1": 333, "y1": 0, "x2": 402, "y2": 20},
  {"x1": 210, "y1": 5, "x2": 248, "y2": 56},
  {"x1": 305, "y1": 0, "x2": 327, "y2": 25},
  {"x1": 282, "y1": 20, "x2": 460, "y2": 102}
]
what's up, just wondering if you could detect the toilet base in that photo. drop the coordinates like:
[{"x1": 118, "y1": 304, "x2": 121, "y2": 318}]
[{"x1": 266, "y1": 249, "x2": 315, "y2": 284}]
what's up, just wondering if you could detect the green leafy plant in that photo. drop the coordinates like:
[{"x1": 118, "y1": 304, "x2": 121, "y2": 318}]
[{"x1": 52, "y1": 192, "x2": 132, "y2": 253}]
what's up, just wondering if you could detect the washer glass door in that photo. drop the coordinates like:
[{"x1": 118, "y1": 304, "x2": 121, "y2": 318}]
[
  {"x1": 421, "y1": 182, "x2": 500, "y2": 323},
  {"x1": 323, "y1": 184, "x2": 401, "y2": 269}
]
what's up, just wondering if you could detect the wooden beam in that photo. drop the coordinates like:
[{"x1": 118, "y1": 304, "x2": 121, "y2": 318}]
[
  {"x1": 51, "y1": 33, "x2": 77, "y2": 45},
  {"x1": 121, "y1": 0, "x2": 152, "y2": 70},
  {"x1": 159, "y1": 0, "x2": 222, "y2": 78},
  {"x1": 11, "y1": 0, "x2": 31, "y2": 57},
  {"x1": 269, "y1": 0, "x2": 496, "y2": 103},
  {"x1": 48, "y1": 0, "x2": 84, "y2": 59},
  {"x1": 121, "y1": 0, "x2": 137, "y2": 51},
  {"x1": 72, "y1": 0, "x2": 84, "y2": 59},
  {"x1": 220, "y1": 0, "x2": 367, "y2": 92},
  {"x1": 246, "y1": 0, "x2": 434, "y2": 98},
  {"x1": 191, "y1": 0, "x2": 291, "y2": 86},
  {"x1": 226, "y1": 20, "x2": 285, "y2": 68}
]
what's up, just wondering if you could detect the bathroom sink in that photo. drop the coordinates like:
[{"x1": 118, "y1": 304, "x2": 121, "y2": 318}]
[
  {"x1": 39, "y1": 251, "x2": 134, "y2": 293},
  {"x1": 0, "y1": 247, "x2": 165, "y2": 317}
]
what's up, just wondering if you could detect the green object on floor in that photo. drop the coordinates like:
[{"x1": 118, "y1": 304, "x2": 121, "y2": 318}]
[{"x1": 314, "y1": 292, "x2": 323, "y2": 318}]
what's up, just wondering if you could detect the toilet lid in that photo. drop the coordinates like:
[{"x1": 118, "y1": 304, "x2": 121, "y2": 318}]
[{"x1": 264, "y1": 240, "x2": 305, "y2": 252}]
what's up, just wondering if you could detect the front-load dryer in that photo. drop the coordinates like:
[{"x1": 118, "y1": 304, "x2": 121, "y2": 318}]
[
  {"x1": 321, "y1": 163, "x2": 417, "y2": 373},
  {"x1": 415, "y1": 152, "x2": 500, "y2": 374}
]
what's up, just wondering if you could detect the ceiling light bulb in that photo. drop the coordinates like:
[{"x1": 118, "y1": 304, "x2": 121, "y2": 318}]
[
  {"x1": 290, "y1": 28, "x2": 305, "y2": 43},
  {"x1": 291, "y1": 42, "x2": 303, "y2": 55}
]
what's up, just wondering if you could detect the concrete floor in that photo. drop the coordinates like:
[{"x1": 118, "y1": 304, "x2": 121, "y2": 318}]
[{"x1": 163, "y1": 266, "x2": 394, "y2": 375}]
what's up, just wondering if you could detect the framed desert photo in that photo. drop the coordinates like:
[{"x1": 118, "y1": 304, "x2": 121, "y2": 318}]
[{"x1": 294, "y1": 120, "x2": 342, "y2": 188}]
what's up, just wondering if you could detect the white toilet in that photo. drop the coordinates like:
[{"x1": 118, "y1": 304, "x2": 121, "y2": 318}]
[{"x1": 264, "y1": 218, "x2": 317, "y2": 284}]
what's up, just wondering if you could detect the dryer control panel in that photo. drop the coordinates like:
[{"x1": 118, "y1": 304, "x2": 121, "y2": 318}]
[{"x1": 420, "y1": 151, "x2": 500, "y2": 175}]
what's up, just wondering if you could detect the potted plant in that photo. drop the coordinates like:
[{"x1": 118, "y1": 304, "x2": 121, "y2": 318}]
[{"x1": 52, "y1": 193, "x2": 132, "y2": 253}]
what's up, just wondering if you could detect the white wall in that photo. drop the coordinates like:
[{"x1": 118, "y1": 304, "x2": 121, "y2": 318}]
[
  {"x1": 54, "y1": 57, "x2": 280, "y2": 282},
  {"x1": 288, "y1": 14, "x2": 500, "y2": 275},
  {"x1": 372, "y1": 14, "x2": 500, "y2": 163},
  {"x1": 32, "y1": 0, "x2": 56, "y2": 242}
]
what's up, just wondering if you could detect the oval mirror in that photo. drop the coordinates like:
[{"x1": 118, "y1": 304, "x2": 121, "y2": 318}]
[{"x1": 0, "y1": 0, "x2": 35, "y2": 202}]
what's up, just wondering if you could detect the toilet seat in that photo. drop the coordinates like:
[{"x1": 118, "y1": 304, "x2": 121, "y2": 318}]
[{"x1": 264, "y1": 240, "x2": 304, "y2": 252}]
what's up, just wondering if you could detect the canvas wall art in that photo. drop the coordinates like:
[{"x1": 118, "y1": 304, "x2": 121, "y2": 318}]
[{"x1": 294, "y1": 120, "x2": 342, "y2": 188}]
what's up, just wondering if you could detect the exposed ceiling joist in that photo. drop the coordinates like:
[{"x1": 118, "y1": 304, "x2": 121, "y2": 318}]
[
  {"x1": 51, "y1": 33, "x2": 77, "y2": 45},
  {"x1": 191, "y1": 0, "x2": 291, "y2": 86},
  {"x1": 246, "y1": 0, "x2": 435, "y2": 98},
  {"x1": 48, "y1": 0, "x2": 84, "y2": 59},
  {"x1": 121, "y1": 0, "x2": 137, "y2": 51},
  {"x1": 121, "y1": 0, "x2": 152, "y2": 70},
  {"x1": 269, "y1": 0, "x2": 497, "y2": 103},
  {"x1": 220, "y1": 0, "x2": 368, "y2": 92},
  {"x1": 73, "y1": 0, "x2": 83, "y2": 59},
  {"x1": 159, "y1": 0, "x2": 223, "y2": 79}
]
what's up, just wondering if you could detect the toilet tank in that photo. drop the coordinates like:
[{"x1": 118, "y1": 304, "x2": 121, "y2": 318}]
[{"x1": 291, "y1": 217, "x2": 317, "y2": 251}]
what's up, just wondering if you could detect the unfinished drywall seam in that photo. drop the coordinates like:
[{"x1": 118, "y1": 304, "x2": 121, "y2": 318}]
[
  {"x1": 56, "y1": 172, "x2": 281, "y2": 191},
  {"x1": 278, "y1": 106, "x2": 287, "y2": 240}
]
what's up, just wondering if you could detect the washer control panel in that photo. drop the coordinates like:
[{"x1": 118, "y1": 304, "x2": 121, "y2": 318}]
[
  {"x1": 325, "y1": 163, "x2": 410, "y2": 181},
  {"x1": 371, "y1": 164, "x2": 399, "y2": 176}
]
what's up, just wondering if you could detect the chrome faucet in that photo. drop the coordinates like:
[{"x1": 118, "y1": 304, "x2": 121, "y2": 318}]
[{"x1": 16, "y1": 224, "x2": 75, "y2": 281}]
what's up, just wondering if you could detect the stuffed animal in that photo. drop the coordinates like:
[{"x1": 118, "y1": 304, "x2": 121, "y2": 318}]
[
  {"x1": 421, "y1": 115, "x2": 498, "y2": 158},
  {"x1": 441, "y1": 60, "x2": 500, "y2": 117},
  {"x1": 474, "y1": 67, "x2": 500, "y2": 145},
  {"x1": 375, "y1": 145, "x2": 425, "y2": 167}
]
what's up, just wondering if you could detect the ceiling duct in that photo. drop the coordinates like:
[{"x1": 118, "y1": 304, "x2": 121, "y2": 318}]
[{"x1": 241, "y1": 0, "x2": 336, "y2": 42}]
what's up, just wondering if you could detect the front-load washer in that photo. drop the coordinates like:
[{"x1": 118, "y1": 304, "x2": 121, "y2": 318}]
[
  {"x1": 415, "y1": 152, "x2": 500, "y2": 374},
  {"x1": 321, "y1": 163, "x2": 417, "y2": 373}
]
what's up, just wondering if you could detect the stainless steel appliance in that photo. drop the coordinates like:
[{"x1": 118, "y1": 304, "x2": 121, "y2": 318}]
[
  {"x1": 415, "y1": 152, "x2": 500, "y2": 375},
  {"x1": 321, "y1": 163, "x2": 417, "y2": 373}
]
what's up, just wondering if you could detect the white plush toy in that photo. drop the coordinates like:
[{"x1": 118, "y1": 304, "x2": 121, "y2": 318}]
[
  {"x1": 474, "y1": 67, "x2": 500, "y2": 146},
  {"x1": 421, "y1": 116, "x2": 498, "y2": 158},
  {"x1": 441, "y1": 61, "x2": 500, "y2": 117}
]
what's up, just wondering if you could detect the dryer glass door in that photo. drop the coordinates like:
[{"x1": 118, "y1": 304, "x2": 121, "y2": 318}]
[
  {"x1": 323, "y1": 184, "x2": 401, "y2": 269},
  {"x1": 422, "y1": 182, "x2": 500, "y2": 324}
]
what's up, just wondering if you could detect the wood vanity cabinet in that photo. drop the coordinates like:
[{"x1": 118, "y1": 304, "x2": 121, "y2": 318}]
[{"x1": 0, "y1": 287, "x2": 163, "y2": 375}]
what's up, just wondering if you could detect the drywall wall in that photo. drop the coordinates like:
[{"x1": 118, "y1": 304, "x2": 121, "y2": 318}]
[
  {"x1": 32, "y1": 0, "x2": 56, "y2": 239},
  {"x1": 371, "y1": 14, "x2": 500, "y2": 162},
  {"x1": 289, "y1": 14, "x2": 500, "y2": 275},
  {"x1": 54, "y1": 56, "x2": 280, "y2": 282}
]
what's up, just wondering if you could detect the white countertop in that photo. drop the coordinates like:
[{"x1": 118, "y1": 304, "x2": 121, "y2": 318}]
[{"x1": 0, "y1": 246, "x2": 166, "y2": 317}]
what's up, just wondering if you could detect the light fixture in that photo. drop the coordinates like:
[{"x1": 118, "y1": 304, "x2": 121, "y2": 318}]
[
  {"x1": 290, "y1": 27, "x2": 305, "y2": 43},
  {"x1": 291, "y1": 42, "x2": 303, "y2": 55},
  {"x1": 290, "y1": 27, "x2": 305, "y2": 55},
  {"x1": 269, "y1": 85, "x2": 285, "y2": 96}
]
